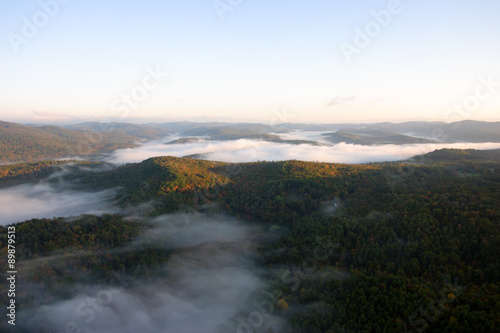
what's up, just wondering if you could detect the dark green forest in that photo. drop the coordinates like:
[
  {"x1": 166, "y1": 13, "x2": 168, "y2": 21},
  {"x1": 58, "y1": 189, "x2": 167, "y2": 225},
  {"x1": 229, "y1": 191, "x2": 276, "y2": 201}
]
[{"x1": 0, "y1": 149, "x2": 499, "y2": 332}]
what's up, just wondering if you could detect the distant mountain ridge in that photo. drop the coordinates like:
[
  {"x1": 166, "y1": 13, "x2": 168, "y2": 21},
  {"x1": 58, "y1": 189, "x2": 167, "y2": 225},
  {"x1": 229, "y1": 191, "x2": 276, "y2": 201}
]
[
  {"x1": 63, "y1": 122, "x2": 173, "y2": 140},
  {"x1": 152, "y1": 120, "x2": 500, "y2": 145},
  {"x1": 0, "y1": 120, "x2": 140, "y2": 163},
  {"x1": 2, "y1": 119, "x2": 500, "y2": 162},
  {"x1": 180, "y1": 124, "x2": 288, "y2": 137},
  {"x1": 44, "y1": 119, "x2": 500, "y2": 144},
  {"x1": 323, "y1": 128, "x2": 437, "y2": 145},
  {"x1": 410, "y1": 148, "x2": 500, "y2": 163}
]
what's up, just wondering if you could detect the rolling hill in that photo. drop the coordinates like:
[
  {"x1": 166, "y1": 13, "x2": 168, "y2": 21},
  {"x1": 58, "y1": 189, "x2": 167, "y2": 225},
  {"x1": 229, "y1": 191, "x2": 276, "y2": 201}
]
[
  {"x1": 64, "y1": 122, "x2": 173, "y2": 140},
  {"x1": 0, "y1": 120, "x2": 139, "y2": 163},
  {"x1": 411, "y1": 148, "x2": 500, "y2": 163},
  {"x1": 345, "y1": 120, "x2": 500, "y2": 143},
  {"x1": 181, "y1": 124, "x2": 288, "y2": 137},
  {"x1": 323, "y1": 128, "x2": 437, "y2": 145}
]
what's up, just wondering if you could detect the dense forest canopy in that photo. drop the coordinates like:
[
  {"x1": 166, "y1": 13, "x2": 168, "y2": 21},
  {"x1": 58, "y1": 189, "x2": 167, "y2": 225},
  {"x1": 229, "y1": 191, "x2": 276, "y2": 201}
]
[{"x1": 0, "y1": 148, "x2": 499, "y2": 332}]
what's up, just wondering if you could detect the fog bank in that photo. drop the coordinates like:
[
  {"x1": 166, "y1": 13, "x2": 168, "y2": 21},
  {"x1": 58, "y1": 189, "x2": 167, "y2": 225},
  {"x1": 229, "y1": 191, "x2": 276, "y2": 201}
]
[
  {"x1": 17, "y1": 214, "x2": 279, "y2": 333},
  {"x1": 0, "y1": 183, "x2": 117, "y2": 225},
  {"x1": 106, "y1": 138, "x2": 500, "y2": 164}
]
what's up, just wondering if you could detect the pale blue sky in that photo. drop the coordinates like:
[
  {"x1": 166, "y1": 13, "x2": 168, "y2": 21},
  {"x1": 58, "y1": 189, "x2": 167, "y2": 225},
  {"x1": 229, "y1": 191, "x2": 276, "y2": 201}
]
[{"x1": 0, "y1": 0, "x2": 499, "y2": 124}]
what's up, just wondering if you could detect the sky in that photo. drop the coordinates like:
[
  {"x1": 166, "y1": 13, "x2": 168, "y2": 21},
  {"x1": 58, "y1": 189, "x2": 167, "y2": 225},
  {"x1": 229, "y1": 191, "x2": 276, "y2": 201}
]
[{"x1": 0, "y1": 0, "x2": 499, "y2": 124}]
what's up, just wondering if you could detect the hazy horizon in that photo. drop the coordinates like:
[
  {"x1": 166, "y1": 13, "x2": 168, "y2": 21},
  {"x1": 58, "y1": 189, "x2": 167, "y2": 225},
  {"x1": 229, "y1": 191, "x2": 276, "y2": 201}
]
[{"x1": 2, "y1": 117, "x2": 500, "y2": 127}]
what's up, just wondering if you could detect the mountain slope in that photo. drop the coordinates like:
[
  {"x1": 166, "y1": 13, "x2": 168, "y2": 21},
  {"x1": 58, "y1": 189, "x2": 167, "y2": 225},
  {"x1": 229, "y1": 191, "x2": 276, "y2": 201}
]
[
  {"x1": 64, "y1": 122, "x2": 172, "y2": 140},
  {"x1": 324, "y1": 128, "x2": 437, "y2": 145},
  {"x1": 374, "y1": 120, "x2": 500, "y2": 142},
  {"x1": 0, "y1": 120, "x2": 139, "y2": 162},
  {"x1": 438, "y1": 120, "x2": 500, "y2": 142},
  {"x1": 181, "y1": 124, "x2": 288, "y2": 137},
  {"x1": 411, "y1": 148, "x2": 500, "y2": 163}
]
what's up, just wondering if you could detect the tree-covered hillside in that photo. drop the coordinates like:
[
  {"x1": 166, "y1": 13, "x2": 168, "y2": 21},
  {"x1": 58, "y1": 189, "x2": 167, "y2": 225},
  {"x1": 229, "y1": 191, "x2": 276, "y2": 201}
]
[
  {"x1": 0, "y1": 121, "x2": 140, "y2": 162},
  {"x1": 323, "y1": 128, "x2": 437, "y2": 145},
  {"x1": 0, "y1": 160, "x2": 104, "y2": 188},
  {"x1": 1, "y1": 149, "x2": 499, "y2": 332},
  {"x1": 64, "y1": 122, "x2": 173, "y2": 140}
]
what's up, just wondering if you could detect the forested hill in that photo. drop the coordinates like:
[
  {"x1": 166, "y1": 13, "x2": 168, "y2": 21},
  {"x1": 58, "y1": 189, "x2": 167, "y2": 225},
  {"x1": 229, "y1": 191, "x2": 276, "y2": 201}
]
[
  {"x1": 0, "y1": 120, "x2": 140, "y2": 162},
  {"x1": 1, "y1": 149, "x2": 499, "y2": 332},
  {"x1": 411, "y1": 148, "x2": 500, "y2": 163},
  {"x1": 64, "y1": 122, "x2": 173, "y2": 140}
]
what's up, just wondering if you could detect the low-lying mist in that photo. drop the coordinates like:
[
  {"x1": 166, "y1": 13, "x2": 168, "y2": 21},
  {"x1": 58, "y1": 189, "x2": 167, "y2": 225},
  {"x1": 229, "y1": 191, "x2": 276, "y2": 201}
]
[
  {"x1": 16, "y1": 214, "x2": 278, "y2": 333},
  {"x1": 105, "y1": 137, "x2": 500, "y2": 164},
  {"x1": 0, "y1": 183, "x2": 118, "y2": 225}
]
